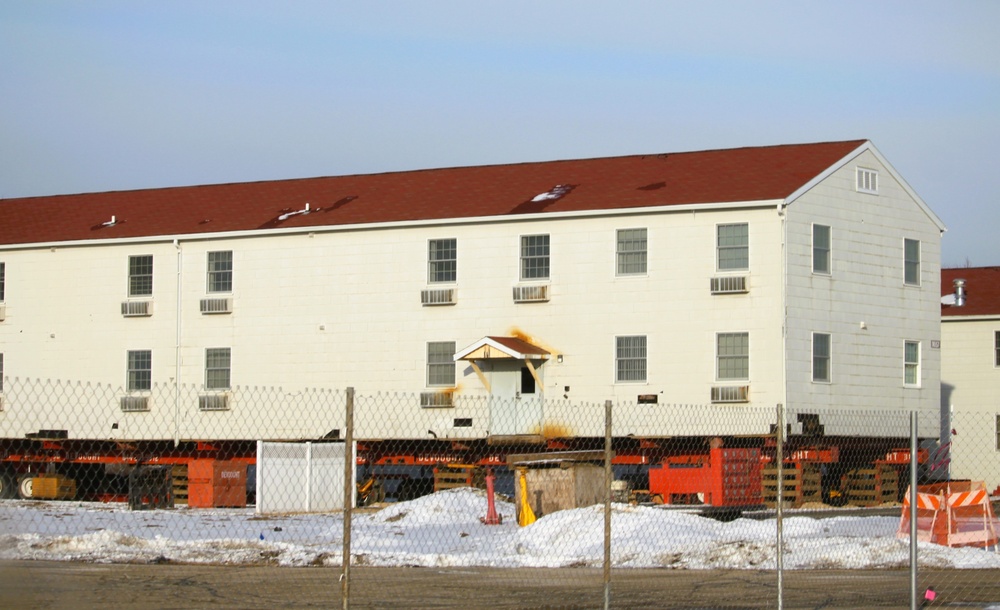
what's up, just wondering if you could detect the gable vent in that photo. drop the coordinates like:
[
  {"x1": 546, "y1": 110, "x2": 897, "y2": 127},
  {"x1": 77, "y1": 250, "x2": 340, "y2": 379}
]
[
  {"x1": 513, "y1": 284, "x2": 550, "y2": 303},
  {"x1": 710, "y1": 276, "x2": 748, "y2": 294},
  {"x1": 121, "y1": 301, "x2": 153, "y2": 317},
  {"x1": 120, "y1": 396, "x2": 150, "y2": 412},
  {"x1": 199, "y1": 394, "x2": 230, "y2": 411},
  {"x1": 200, "y1": 298, "x2": 233, "y2": 314},
  {"x1": 711, "y1": 385, "x2": 750, "y2": 403},
  {"x1": 421, "y1": 288, "x2": 457, "y2": 306}
]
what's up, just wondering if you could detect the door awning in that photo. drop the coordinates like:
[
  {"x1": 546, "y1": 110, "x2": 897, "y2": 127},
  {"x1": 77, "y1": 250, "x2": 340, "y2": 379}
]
[{"x1": 453, "y1": 336, "x2": 551, "y2": 362}]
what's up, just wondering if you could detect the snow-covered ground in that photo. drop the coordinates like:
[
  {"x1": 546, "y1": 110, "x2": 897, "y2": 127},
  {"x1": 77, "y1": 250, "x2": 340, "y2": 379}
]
[{"x1": 2, "y1": 488, "x2": 999, "y2": 570}]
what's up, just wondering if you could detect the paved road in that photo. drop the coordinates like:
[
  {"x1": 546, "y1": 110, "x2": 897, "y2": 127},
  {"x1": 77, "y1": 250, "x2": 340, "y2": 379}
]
[{"x1": 3, "y1": 560, "x2": 1000, "y2": 609}]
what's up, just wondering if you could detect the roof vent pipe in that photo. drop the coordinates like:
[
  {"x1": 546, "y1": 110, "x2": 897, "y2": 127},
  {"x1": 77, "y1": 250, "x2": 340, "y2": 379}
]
[{"x1": 953, "y1": 278, "x2": 966, "y2": 307}]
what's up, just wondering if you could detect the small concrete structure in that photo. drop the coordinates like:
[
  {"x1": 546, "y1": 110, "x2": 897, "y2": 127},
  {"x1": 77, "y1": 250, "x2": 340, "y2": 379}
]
[{"x1": 508, "y1": 450, "x2": 611, "y2": 519}]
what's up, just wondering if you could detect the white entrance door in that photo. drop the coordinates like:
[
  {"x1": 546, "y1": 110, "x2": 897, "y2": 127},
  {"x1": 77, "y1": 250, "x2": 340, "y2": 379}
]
[{"x1": 488, "y1": 361, "x2": 543, "y2": 436}]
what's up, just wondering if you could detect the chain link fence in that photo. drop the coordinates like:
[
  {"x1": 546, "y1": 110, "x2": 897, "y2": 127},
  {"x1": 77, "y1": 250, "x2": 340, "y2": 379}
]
[{"x1": 1, "y1": 377, "x2": 998, "y2": 608}]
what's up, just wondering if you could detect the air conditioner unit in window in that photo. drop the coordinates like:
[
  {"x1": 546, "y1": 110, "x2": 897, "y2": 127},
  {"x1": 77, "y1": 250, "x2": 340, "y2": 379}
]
[
  {"x1": 710, "y1": 276, "x2": 748, "y2": 294},
  {"x1": 513, "y1": 284, "x2": 549, "y2": 303},
  {"x1": 120, "y1": 396, "x2": 150, "y2": 412},
  {"x1": 711, "y1": 385, "x2": 750, "y2": 403},
  {"x1": 200, "y1": 298, "x2": 233, "y2": 314},
  {"x1": 121, "y1": 301, "x2": 153, "y2": 317},
  {"x1": 421, "y1": 288, "x2": 457, "y2": 306},
  {"x1": 420, "y1": 391, "x2": 454, "y2": 408},
  {"x1": 199, "y1": 394, "x2": 230, "y2": 411}
]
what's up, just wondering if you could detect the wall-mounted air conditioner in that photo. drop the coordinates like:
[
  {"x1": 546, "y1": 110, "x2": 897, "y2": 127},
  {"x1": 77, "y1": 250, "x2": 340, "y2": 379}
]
[
  {"x1": 420, "y1": 391, "x2": 454, "y2": 408},
  {"x1": 710, "y1": 276, "x2": 748, "y2": 294},
  {"x1": 199, "y1": 394, "x2": 230, "y2": 411},
  {"x1": 513, "y1": 284, "x2": 549, "y2": 303},
  {"x1": 711, "y1": 385, "x2": 750, "y2": 403},
  {"x1": 120, "y1": 396, "x2": 150, "y2": 412},
  {"x1": 121, "y1": 301, "x2": 153, "y2": 317},
  {"x1": 200, "y1": 298, "x2": 233, "y2": 314},
  {"x1": 421, "y1": 288, "x2": 457, "y2": 306}
]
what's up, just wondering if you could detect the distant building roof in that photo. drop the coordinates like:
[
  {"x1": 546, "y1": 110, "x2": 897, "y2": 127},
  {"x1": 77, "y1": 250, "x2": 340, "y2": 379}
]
[
  {"x1": 0, "y1": 140, "x2": 868, "y2": 247},
  {"x1": 942, "y1": 267, "x2": 1000, "y2": 317}
]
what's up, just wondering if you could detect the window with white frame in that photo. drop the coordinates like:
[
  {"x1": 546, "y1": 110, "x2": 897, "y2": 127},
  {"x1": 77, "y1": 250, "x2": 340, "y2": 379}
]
[
  {"x1": 812, "y1": 333, "x2": 831, "y2": 382},
  {"x1": 717, "y1": 332, "x2": 749, "y2": 380},
  {"x1": 126, "y1": 350, "x2": 152, "y2": 392},
  {"x1": 717, "y1": 224, "x2": 748, "y2": 271},
  {"x1": 205, "y1": 348, "x2": 231, "y2": 390},
  {"x1": 207, "y1": 251, "x2": 233, "y2": 293},
  {"x1": 128, "y1": 255, "x2": 153, "y2": 297},
  {"x1": 426, "y1": 342, "x2": 456, "y2": 387},
  {"x1": 857, "y1": 167, "x2": 878, "y2": 194},
  {"x1": 0, "y1": 353, "x2": 4, "y2": 393},
  {"x1": 812, "y1": 225, "x2": 831, "y2": 274},
  {"x1": 996, "y1": 414, "x2": 1000, "y2": 451},
  {"x1": 615, "y1": 336, "x2": 647, "y2": 382},
  {"x1": 520, "y1": 234, "x2": 550, "y2": 280},
  {"x1": 904, "y1": 341, "x2": 920, "y2": 386},
  {"x1": 904, "y1": 239, "x2": 920, "y2": 285},
  {"x1": 0, "y1": 261, "x2": 5, "y2": 301},
  {"x1": 994, "y1": 331, "x2": 999, "y2": 367},
  {"x1": 616, "y1": 228, "x2": 647, "y2": 275},
  {"x1": 428, "y1": 239, "x2": 457, "y2": 283}
]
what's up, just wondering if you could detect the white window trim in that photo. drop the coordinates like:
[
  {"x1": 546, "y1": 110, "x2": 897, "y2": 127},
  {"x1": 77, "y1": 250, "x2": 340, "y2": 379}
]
[
  {"x1": 716, "y1": 331, "x2": 750, "y2": 381},
  {"x1": 904, "y1": 340, "x2": 921, "y2": 387},
  {"x1": 427, "y1": 238, "x2": 457, "y2": 285},
  {"x1": 614, "y1": 335, "x2": 648, "y2": 384},
  {"x1": 205, "y1": 347, "x2": 232, "y2": 390},
  {"x1": 615, "y1": 228, "x2": 648, "y2": 277},
  {"x1": 207, "y1": 251, "x2": 233, "y2": 294},
  {"x1": 812, "y1": 332, "x2": 832, "y2": 383},
  {"x1": 812, "y1": 224, "x2": 831, "y2": 276},
  {"x1": 995, "y1": 414, "x2": 1000, "y2": 452},
  {"x1": 519, "y1": 234, "x2": 551, "y2": 282},
  {"x1": 856, "y1": 167, "x2": 879, "y2": 195},
  {"x1": 994, "y1": 330, "x2": 1000, "y2": 368},
  {"x1": 426, "y1": 341, "x2": 457, "y2": 388},
  {"x1": 716, "y1": 223, "x2": 749, "y2": 272}
]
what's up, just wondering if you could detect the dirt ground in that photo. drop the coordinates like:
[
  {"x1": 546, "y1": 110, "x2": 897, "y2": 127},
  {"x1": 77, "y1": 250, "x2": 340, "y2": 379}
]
[{"x1": 3, "y1": 560, "x2": 1000, "y2": 609}]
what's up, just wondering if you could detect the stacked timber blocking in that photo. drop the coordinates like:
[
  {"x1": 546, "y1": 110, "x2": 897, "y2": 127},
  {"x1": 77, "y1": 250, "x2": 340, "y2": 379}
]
[
  {"x1": 762, "y1": 462, "x2": 822, "y2": 508},
  {"x1": 844, "y1": 463, "x2": 899, "y2": 507},
  {"x1": 172, "y1": 464, "x2": 189, "y2": 505}
]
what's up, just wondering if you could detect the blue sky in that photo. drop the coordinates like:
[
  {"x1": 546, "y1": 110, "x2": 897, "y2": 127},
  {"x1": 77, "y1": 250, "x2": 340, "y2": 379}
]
[{"x1": 2, "y1": 1, "x2": 998, "y2": 266}]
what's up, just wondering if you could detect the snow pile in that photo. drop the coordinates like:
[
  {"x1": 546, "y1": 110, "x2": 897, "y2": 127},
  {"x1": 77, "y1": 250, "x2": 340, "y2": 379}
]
[{"x1": 2, "y1": 490, "x2": 1000, "y2": 569}]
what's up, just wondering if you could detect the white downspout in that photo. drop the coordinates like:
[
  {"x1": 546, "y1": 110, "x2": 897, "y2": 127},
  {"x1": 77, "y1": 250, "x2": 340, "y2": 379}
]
[
  {"x1": 174, "y1": 239, "x2": 183, "y2": 447},
  {"x1": 777, "y1": 200, "x2": 788, "y2": 414}
]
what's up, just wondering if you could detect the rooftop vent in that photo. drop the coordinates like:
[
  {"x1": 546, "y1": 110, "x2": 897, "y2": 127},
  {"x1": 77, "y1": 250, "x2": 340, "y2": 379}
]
[
  {"x1": 953, "y1": 278, "x2": 966, "y2": 307},
  {"x1": 531, "y1": 184, "x2": 573, "y2": 202}
]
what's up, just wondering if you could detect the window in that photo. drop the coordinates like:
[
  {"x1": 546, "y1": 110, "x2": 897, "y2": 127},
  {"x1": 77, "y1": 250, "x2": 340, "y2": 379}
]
[
  {"x1": 717, "y1": 224, "x2": 748, "y2": 271},
  {"x1": 427, "y1": 342, "x2": 456, "y2": 386},
  {"x1": 126, "y1": 350, "x2": 152, "y2": 392},
  {"x1": 994, "y1": 331, "x2": 999, "y2": 367},
  {"x1": 812, "y1": 333, "x2": 831, "y2": 382},
  {"x1": 520, "y1": 234, "x2": 550, "y2": 280},
  {"x1": 128, "y1": 255, "x2": 153, "y2": 297},
  {"x1": 904, "y1": 341, "x2": 920, "y2": 386},
  {"x1": 207, "y1": 251, "x2": 233, "y2": 293},
  {"x1": 205, "y1": 348, "x2": 231, "y2": 390},
  {"x1": 616, "y1": 228, "x2": 647, "y2": 275},
  {"x1": 856, "y1": 167, "x2": 879, "y2": 194},
  {"x1": 0, "y1": 261, "x2": 5, "y2": 301},
  {"x1": 428, "y1": 239, "x2": 457, "y2": 283},
  {"x1": 996, "y1": 414, "x2": 1000, "y2": 451},
  {"x1": 904, "y1": 239, "x2": 920, "y2": 286},
  {"x1": 812, "y1": 225, "x2": 831, "y2": 274},
  {"x1": 0, "y1": 353, "x2": 4, "y2": 393},
  {"x1": 615, "y1": 336, "x2": 647, "y2": 382},
  {"x1": 717, "y1": 332, "x2": 749, "y2": 380}
]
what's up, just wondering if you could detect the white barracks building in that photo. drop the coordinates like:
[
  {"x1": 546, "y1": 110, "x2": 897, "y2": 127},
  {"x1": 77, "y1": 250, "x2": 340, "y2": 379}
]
[{"x1": 0, "y1": 140, "x2": 945, "y2": 443}]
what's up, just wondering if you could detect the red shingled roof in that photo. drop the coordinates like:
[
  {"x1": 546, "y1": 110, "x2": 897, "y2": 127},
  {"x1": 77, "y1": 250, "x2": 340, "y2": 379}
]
[
  {"x1": 942, "y1": 267, "x2": 1000, "y2": 317},
  {"x1": 0, "y1": 140, "x2": 866, "y2": 246}
]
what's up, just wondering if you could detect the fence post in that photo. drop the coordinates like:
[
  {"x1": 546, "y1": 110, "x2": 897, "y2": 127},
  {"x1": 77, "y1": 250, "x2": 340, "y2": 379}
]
[
  {"x1": 603, "y1": 399, "x2": 613, "y2": 610},
  {"x1": 776, "y1": 403, "x2": 784, "y2": 610},
  {"x1": 342, "y1": 387, "x2": 355, "y2": 610},
  {"x1": 910, "y1": 410, "x2": 918, "y2": 610}
]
